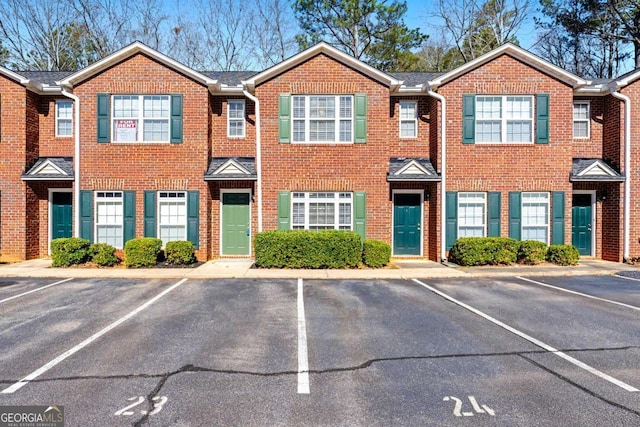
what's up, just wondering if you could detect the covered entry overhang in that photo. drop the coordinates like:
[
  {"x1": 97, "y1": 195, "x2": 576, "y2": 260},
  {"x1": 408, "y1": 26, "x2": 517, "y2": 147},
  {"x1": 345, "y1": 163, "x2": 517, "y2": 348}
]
[
  {"x1": 204, "y1": 157, "x2": 257, "y2": 182},
  {"x1": 21, "y1": 157, "x2": 74, "y2": 182},
  {"x1": 569, "y1": 158, "x2": 624, "y2": 183},
  {"x1": 386, "y1": 158, "x2": 441, "y2": 183}
]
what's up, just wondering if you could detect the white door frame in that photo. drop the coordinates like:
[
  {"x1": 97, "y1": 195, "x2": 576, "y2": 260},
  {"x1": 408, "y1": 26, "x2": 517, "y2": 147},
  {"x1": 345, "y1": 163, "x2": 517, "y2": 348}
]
[
  {"x1": 572, "y1": 190, "x2": 596, "y2": 257},
  {"x1": 219, "y1": 188, "x2": 252, "y2": 256},
  {"x1": 48, "y1": 188, "x2": 73, "y2": 255},
  {"x1": 391, "y1": 189, "x2": 424, "y2": 257}
]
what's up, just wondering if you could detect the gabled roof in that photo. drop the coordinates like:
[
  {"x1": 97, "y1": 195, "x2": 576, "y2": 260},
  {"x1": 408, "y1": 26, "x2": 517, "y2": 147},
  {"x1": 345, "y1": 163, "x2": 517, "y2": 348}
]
[
  {"x1": 243, "y1": 42, "x2": 402, "y2": 91},
  {"x1": 387, "y1": 158, "x2": 441, "y2": 182},
  {"x1": 613, "y1": 68, "x2": 640, "y2": 88},
  {"x1": 58, "y1": 41, "x2": 218, "y2": 88},
  {"x1": 570, "y1": 158, "x2": 624, "y2": 182},
  {"x1": 22, "y1": 157, "x2": 74, "y2": 181},
  {"x1": 0, "y1": 66, "x2": 29, "y2": 85},
  {"x1": 204, "y1": 157, "x2": 257, "y2": 181},
  {"x1": 429, "y1": 43, "x2": 588, "y2": 89}
]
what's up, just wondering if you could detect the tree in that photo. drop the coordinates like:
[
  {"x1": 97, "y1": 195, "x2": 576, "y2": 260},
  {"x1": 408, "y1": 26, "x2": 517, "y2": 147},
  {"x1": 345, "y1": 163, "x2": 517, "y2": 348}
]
[
  {"x1": 292, "y1": 0, "x2": 426, "y2": 72},
  {"x1": 250, "y1": 0, "x2": 298, "y2": 68}
]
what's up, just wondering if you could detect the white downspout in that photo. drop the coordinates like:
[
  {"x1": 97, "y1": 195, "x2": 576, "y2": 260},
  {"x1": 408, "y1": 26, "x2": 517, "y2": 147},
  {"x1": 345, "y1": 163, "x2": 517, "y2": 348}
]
[
  {"x1": 611, "y1": 89, "x2": 631, "y2": 261},
  {"x1": 61, "y1": 89, "x2": 81, "y2": 237},
  {"x1": 243, "y1": 89, "x2": 262, "y2": 232},
  {"x1": 426, "y1": 88, "x2": 447, "y2": 262}
]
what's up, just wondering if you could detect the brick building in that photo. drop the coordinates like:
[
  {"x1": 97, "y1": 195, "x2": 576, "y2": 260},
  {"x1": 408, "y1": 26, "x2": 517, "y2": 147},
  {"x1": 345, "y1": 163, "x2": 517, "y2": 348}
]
[{"x1": 0, "y1": 42, "x2": 635, "y2": 262}]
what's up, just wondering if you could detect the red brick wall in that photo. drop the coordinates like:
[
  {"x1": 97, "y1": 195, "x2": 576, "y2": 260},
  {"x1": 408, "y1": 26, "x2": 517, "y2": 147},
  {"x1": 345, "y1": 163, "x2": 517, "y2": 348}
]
[
  {"x1": 438, "y1": 54, "x2": 574, "y2": 248},
  {"x1": 74, "y1": 53, "x2": 212, "y2": 260},
  {"x1": 572, "y1": 96, "x2": 604, "y2": 159},
  {"x1": 255, "y1": 53, "x2": 437, "y2": 259},
  {"x1": 37, "y1": 96, "x2": 75, "y2": 156}
]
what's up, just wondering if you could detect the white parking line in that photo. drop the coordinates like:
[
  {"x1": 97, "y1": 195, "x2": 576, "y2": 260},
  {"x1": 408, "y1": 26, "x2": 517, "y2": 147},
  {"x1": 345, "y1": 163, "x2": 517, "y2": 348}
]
[
  {"x1": 0, "y1": 278, "x2": 74, "y2": 304},
  {"x1": 297, "y1": 278, "x2": 310, "y2": 394},
  {"x1": 517, "y1": 276, "x2": 640, "y2": 312},
  {"x1": 412, "y1": 279, "x2": 639, "y2": 393},
  {"x1": 1, "y1": 278, "x2": 188, "y2": 394}
]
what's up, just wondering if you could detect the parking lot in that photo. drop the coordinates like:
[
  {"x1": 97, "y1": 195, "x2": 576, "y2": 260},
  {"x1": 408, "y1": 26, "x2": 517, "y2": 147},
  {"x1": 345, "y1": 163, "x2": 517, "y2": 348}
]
[{"x1": 0, "y1": 274, "x2": 639, "y2": 426}]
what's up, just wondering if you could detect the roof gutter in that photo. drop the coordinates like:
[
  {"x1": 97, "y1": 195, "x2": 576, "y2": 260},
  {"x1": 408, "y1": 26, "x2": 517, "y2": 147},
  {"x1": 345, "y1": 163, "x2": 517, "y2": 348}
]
[
  {"x1": 610, "y1": 89, "x2": 631, "y2": 261},
  {"x1": 425, "y1": 86, "x2": 447, "y2": 261},
  {"x1": 242, "y1": 87, "x2": 263, "y2": 232},
  {"x1": 61, "y1": 88, "x2": 81, "y2": 237}
]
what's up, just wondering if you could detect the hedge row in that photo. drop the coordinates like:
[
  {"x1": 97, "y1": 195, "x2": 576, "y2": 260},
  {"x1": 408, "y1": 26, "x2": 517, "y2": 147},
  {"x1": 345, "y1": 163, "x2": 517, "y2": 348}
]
[
  {"x1": 448, "y1": 237, "x2": 580, "y2": 266},
  {"x1": 254, "y1": 231, "x2": 391, "y2": 268},
  {"x1": 50, "y1": 237, "x2": 197, "y2": 268}
]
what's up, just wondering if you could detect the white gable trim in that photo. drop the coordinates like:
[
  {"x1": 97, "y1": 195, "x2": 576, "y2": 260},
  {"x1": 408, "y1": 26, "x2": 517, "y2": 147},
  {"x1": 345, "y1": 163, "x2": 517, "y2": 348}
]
[
  {"x1": 58, "y1": 41, "x2": 218, "y2": 89},
  {"x1": 578, "y1": 160, "x2": 618, "y2": 177},
  {"x1": 212, "y1": 159, "x2": 251, "y2": 176},
  {"x1": 395, "y1": 160, "x2": 431, "y2": 176},
  {"x1": 243, "y1": 42, "x2": 402, "y2": 91},
  {"x1": 429, "y1": 43, "x2": 587, "y2": 89},
  {"x1": 0, "y1": 66, "x2": 29, "y2": 85},
  {"x1": 31, "y1": 160, "x2": 67, "y2": 176}
]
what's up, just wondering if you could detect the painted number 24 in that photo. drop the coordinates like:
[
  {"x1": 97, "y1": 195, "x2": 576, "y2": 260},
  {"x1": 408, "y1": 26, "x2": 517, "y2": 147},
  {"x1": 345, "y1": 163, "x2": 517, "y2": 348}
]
[{"x1": 115, "y1": 396, "x2": 168, "y2": 416}]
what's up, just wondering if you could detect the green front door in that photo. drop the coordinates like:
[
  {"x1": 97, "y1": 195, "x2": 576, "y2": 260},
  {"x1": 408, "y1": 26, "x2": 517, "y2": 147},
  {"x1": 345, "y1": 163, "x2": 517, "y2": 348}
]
[
  {"x1": 51, "y1": 192, "x2": 72, "y2": 241},
  {"x1": 222, "y1": 193, "x2": 250, "y2": 255},
  {"x1": 393, "y1": 193, "x2": 422, "y2": 255},
  {"x1": 572, "y1": 194, "x2": 592, "y2": 256}
]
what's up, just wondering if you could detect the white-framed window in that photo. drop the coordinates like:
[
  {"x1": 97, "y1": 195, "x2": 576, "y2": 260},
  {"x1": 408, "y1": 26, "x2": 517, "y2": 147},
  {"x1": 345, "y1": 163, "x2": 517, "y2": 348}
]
[
  {"x1": 158, "y1": 191, "x2": 187, "y2": 245},
  {"x1": 573, "y1": 101, "x2": 590, "y2": 138},
  {"x1": 522, "y1": 192, "x2": 549, "y2": 244},
  {"x1": 112, "y1": 95, "x2": 170, "y2": 142},
  {"x1": 476, "y1": 95, "x2": 533, "y2": 143},
  {"x1": 292, "y1": 95, "x2": 353, "y2": 143},
  {"x1": 228, "y1": 99, "x2": 245, "y2": 138},
  {"x1": 292, "y1": 192, "x2": 352, "y2": 230},
  {"x1": 56, "y1": 100, "x2": 73, "y2": 137},
  {"x1": 458, "y1": 192, "x2": 486, "y2": 237},
  {"x1": 399, "y1": 101, "x2": 417, "y2": 138},
  {"x1": 95, "y1": 191, "x2": 123, "y2": 248}
]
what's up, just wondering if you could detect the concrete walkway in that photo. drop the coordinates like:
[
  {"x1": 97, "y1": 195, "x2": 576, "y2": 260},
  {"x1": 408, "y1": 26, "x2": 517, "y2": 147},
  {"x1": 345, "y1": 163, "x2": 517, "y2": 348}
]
[{"x1": 0, "y1": 258, "x2": 636, "y2": 280}]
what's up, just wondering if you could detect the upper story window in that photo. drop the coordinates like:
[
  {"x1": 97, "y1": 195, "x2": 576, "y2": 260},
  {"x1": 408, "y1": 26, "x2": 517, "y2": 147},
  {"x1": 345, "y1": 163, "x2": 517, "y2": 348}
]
[
  {"x1": 228, "y1": 100, "x2": 245, "y2": 138},
  {"x1": 573, "y1": 101, "x2": 590, "y2": 138},
  {"x1": 56, "y1": 100, "x2": 73, "y2": 137},
  {"x1": 112, "y1": 95, "x2": 170, "y2": 143},
  {"x1": 399, "y1": 101, "x2": 417, "y2": 138},
  {"x1": 292, "y1": 192, "x2": 352, "y2": 230},
  {"x1": 292, "y1": 95, "x2": 353, "y2": 143},
  {"x1": 476, "y1": 95, "x2": 533, "y2": 143}
]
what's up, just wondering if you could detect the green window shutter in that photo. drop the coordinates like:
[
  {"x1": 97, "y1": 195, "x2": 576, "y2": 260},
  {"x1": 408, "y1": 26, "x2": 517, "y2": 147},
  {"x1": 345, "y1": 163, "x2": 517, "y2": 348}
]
[
  {"x1": 488, "y1": 192, "x2": 501, "y2": 237},
  {"x1": 462, "y1": 94, "x2": 475, "y2": 144},
  {"x1": 446, "y1": 192, "x2": 457, "y2": 250},
  {"x1": 277, "y1": 191, "x2": 290, "y2": 230},
  {"x1": 80, "y1": 190, "x2": 93, "y2": 243},
  {"x1": 170, "y1": 94, "x2": 183, "y2": 143},
  {"x1": 97, "y1": 93, "x2": 110, "y2": 143},
  {"x1": 509, "y1": 192, "x2": 522, "y2": 240},
  {"x1": 536, "y1": 94, "x2": 549, "y2": 144},
  {"x1": 552, "y1": 191, "x2": 565, "y2": 245},
  {"x1": 123, "y1": 191, "x2": 136, "y2": 244},
  {"x1": 354, "y1": 94, "x2": 367, "y2": 143},
  {"x1": 354, "y1": 192, "x2": 366, "y2": 241},
  {"x1": 187, "y1": 191, "x2": 199, "y2": 248},
  {"x1": 279, "y1": 94, "x2": 291, "y2": 143},
  {"x1": 143, "y1": 191, "x2": 157, "y2": 237}
]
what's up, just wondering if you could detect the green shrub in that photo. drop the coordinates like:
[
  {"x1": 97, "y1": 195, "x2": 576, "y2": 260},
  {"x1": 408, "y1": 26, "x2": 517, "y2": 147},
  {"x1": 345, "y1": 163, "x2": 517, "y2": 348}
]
[
  {"x1": 547, "y1": 244, "x2": 580, "y2": 266},
  {"x1": 448, "y1": 237, "x2": 518, "y2": 266},
  {"x1": 51, "y1": 237, "x2": 90, "y2": 267},
  {"x1": 362, "y1": 240, "x2": 391, "y2": 267},
  {"x1": 517, "y1": 240, "x2": 548, "y2": 265},
  {"x1": 124, "y1": 237, "x2": 162, "y2": 268},
  {"x1": 89, "y1": 243, "x2": 120, "y2": 267},
  {"x1": 254, "y1": 230, "x2": 362, "y2": 268},
  {"x1": 165, "y1": 240, "x2": 196, "y2": 265}
]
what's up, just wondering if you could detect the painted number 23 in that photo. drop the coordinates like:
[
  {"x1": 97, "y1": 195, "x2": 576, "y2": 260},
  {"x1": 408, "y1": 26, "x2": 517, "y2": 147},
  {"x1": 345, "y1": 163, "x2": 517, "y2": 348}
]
[{"x1": 115, "y1": 396, "x2": 168, "y2": 416}]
